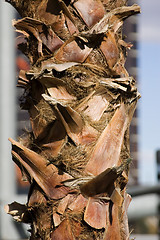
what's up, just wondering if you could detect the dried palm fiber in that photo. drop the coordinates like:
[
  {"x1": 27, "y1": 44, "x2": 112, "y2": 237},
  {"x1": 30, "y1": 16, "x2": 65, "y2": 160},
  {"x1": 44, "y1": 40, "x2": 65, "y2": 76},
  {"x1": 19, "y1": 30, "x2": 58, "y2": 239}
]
[{"x1": 5, "y1": 0, "x2": 140, "y2": 239}]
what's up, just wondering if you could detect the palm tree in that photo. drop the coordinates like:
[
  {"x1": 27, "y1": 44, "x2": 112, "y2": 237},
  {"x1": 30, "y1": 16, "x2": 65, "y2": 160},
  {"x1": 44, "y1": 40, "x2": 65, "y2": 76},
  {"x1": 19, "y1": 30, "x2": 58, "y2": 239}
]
[{"x1": 5, "y1": 0, "x2": 140, "y2": 239}]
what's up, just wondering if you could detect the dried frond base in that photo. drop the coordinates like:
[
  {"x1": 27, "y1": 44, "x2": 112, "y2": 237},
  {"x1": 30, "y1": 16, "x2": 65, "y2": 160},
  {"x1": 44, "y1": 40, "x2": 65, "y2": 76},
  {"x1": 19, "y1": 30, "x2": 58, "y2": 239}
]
[{"x1": 5, "y1": 0, "x2": 140, "y2": 239}]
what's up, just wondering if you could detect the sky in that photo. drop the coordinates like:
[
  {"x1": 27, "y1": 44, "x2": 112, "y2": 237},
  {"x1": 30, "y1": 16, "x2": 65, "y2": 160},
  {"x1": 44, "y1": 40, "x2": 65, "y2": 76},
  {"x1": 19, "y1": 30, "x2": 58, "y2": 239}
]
[{"x1": 138, "y1": 0, "x2": 160, "y2": 185}]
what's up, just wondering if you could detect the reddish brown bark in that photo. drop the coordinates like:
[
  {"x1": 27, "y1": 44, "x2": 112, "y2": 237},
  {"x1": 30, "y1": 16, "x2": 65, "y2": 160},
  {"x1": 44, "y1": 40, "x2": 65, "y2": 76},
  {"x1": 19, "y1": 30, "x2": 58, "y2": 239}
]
[{"x1": 5, "y1": 0, "x2": 140, "y2": 239}]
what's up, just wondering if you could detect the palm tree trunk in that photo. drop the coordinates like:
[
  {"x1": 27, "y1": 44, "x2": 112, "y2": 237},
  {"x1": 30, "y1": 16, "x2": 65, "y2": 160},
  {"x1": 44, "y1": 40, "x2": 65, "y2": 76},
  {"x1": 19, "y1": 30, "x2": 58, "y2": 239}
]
[{"x1": 5, "y1": 0, "x2": 140, "y2": 239}]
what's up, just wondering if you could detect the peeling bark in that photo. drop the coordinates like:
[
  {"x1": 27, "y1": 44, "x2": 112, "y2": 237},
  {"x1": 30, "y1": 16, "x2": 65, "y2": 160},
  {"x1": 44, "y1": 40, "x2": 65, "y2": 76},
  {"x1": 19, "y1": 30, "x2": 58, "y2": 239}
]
[{"x1": 5, "y1": 0, "x2": 140, "y2": 239}]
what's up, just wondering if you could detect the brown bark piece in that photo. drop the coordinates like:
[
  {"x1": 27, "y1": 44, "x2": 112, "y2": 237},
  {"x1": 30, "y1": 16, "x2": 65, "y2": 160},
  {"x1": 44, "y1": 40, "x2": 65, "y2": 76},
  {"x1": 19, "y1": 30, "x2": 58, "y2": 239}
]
[
  {"x1": 53, "y1": 212, "x2": 62, "y2": 227},
  {"x1": 68, "y1": 194, "x2": 87, "y2": 211},
  {"x1": 9, "y1": 138, "x2": 72, "y2": 199},
  {"x1": 51, "y1": 219, "x2": 74, "y2": 240},
  {"x1": 55, "y1": 40, "x2": 92, "y2": 63},
  {"x1": 103, "y1": 203, "x2": 121, "y2": 240},
  {"x1": 100, "y1": 31, "x2": 119, "y2": 69},
  {"x1": 74, "y1": 0, "x2": 105, "y2": 28},
  {"x1": 84, "y1": 197, "x2": 108, "y2": 229},
  {"x1": 85, "y1": 103, "x2": 130, "y2": 175},
  {"x1": 57, "y1": 194, "x2": 71, "y2": 214}
]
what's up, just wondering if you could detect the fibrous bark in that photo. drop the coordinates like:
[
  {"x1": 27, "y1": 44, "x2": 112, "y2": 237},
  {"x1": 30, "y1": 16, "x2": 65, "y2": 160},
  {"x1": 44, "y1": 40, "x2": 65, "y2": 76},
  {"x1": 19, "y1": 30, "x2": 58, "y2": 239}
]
[{"x1": 5, "y1": 0, "x2": 140, "y2": 239}]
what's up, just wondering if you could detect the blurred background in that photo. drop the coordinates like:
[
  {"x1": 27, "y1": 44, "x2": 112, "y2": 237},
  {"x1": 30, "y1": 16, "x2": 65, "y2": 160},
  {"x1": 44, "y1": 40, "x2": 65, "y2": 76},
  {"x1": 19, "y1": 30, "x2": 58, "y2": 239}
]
[{"x1": 0, "y1": 0, "x2": 160, "y2": 239}]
